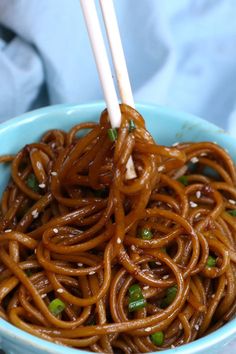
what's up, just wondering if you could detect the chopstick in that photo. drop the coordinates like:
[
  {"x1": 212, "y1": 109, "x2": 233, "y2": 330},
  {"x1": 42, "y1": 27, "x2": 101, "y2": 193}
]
[
  {"x1": 99, "y1": 0, "x2": 135, "y2": 108},
  {"x1": 80, "y1": 0, "x2": 136, "y2": 179}
]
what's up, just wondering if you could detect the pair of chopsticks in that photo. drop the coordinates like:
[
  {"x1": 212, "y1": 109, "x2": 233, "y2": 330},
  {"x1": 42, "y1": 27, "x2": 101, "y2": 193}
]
[{"x1": 80, "y1": 0, "x2": 136, "y2": 179}]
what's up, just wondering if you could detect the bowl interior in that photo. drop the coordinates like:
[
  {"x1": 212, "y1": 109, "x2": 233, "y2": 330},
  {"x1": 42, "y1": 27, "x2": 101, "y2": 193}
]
[{"x1": 0, "y1": 102, "x2": 235, "y2": 354}]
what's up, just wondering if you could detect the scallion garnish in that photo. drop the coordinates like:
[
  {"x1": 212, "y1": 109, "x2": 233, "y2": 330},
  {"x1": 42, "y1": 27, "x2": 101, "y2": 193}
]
[
  {"x1": 178, "y1": 175, "x2": 188, "y2": 186},
  {"x1": 48, "y1": 298, "x2": 65, "y2": 316},
  {"x1": 107, "y1": 128, "x2": 118, "y2": 142},
  {"x1": 206, "y1": 255, "x2": 216, "y2": 268},
  {"x1": 228, "y1": 210, "x2": 236, "y2": 217},
  {"x1": 26, "y1": 173, "x2": 40, "y2": 192},
  {"x1": 128, "y1": 298, "x2": 146, "y2": 312},
  {"x1": 128, "y1": 283, "x2": 146, "y2": 312},
  {"x1": 161, "y1": 285, "x2": 177, "y2": 308},
  {"x1": 129, "y1": 120, "x2": 136, "y2": 132},
  {"x1": 150, "y1": 331, "x2": 164, "y2": 346},
  {"x1": 138, "y1": 228, "x2": 153, "y2": 240}
]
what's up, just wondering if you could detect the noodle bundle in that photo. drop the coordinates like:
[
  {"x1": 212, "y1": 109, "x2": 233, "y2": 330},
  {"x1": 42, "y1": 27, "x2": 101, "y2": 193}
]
[{"x1": 0, "y1": 104, "x2": 236, "y2": 353}]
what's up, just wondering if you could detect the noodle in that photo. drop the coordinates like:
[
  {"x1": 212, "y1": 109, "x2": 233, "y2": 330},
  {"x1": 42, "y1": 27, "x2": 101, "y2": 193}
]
[{"x1": 0, "y1": 104, "x2": 235, "y2": 353}]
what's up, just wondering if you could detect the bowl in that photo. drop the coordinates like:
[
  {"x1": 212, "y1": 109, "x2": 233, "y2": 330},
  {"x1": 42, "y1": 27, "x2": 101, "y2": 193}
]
[{"x1": 0, "y1": 102, "x2": 235, "y2": 354}]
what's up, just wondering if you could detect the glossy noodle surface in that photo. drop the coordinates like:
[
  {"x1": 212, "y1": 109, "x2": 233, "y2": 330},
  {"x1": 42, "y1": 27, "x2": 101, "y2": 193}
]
[{"x1": 0, "y1": 105, "x2": 236, "y2": 353}]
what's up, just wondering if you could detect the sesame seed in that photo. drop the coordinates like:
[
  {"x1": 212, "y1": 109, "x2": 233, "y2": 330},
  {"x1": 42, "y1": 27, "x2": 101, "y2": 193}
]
[
  {"x1": 190, "y1": 157, "x2": 199, "y2": 164},
  {"x1": 57, "y1": 288, "x2": 63, "y2": 293},
  {"x1": 229, "y1": 199, "x2": 236, "y2": 205},
  {"x1": 89, "y1": 271, "x2": 96, "y2": 275},
  {"x1": 196, "y1": 191, "x2": 201, "y2": 199},
  {"x1": 131, "y1": 245, "x2": 136, "y2": 251},
  {"x1": 190, "y1": 201, "x2": 198, "y2": 208},
  {"x1": 179, "y1": 323, "x2": 183, "y2": 330},
  {"x1": 117, "y1": 238, "x2": 122, "y2": 244},
  {"x1": 171, "y1": 345, "x2": 176, "y2": 349},
  {"x1": 5, "y1": 229, "x2": 12, "y2": 233},
  {"x1": 195, "y1": 212, "x2": 201, "y2": 218},
  {"x1": 143, "y1": 286, "x2": 149, "y2": 290},
  {"x1": 158, "y1": 166, "x2": 164, "y2": 172},
  {"x1": 31, "y1": 209, "x2": 39, "y2": 219},
  {"x1": 179, "y1": 340, "x2": 184, "y2": 344},
  {"x1": 34, "y1": 249, "x2": 37, "y2": 254},
  {"x1": 155, "y1": 261, "x2": 161, "y2": 266},
  {"x1": 200, "y1": 153, "x2": 207, "y2": 157},
  {"x1": 38, "y1": 183, "x2": 46, "y2": 189},
  {"x1": 212, "y1": 294, "x2": 215, "y2": 298},
  {"x1": 77, "y1": 263, "x2": 83, "y2": 267},
  {"x1": 172, "y1": 142, "x2": 179, "y2": 147},
  {"x1": 194, "y1": 324, "x2": 199, "y2": 331},
  {"x1": 162, "y1": 275, "x2": 169, "y2": 280},
  {"x1": 51, "y1": 171, "x2": 58, "y2": 176},
  {"x1": 53, "y1": 228, "x2": 59, "y2": 233},
  {"x1": 41, "y1": 294, "x2": 47, "y2": 298},
  {"x1": 145, "y1": 327, "x2": 152, "y2": 332}
]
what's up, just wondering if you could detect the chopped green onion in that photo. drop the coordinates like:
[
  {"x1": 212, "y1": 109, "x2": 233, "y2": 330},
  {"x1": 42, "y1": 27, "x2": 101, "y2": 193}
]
[
  {"x1": 150, "y1": 331, "x2": 164, "y2": 346},
  {"x1": 129, "y1": 120, "x2": 136, "y2": 132},
  {"x1": 25, "y1": 269, "x2": 33, "y2": 277},
  {"x1": 107, "y1": 128, "x2": 118, "y2": 142},
  {"x1": 206, "y1": 255, "x2": 216, "y2": 268},
  {"x1": 48, "y1": 298, "x2": 65, "y2": 316},
  {"x1": 178, "y1": 175, "x2": 188, "y2": 186},
  {"x1": 129, "y1": 284, "x2": 142, "y2": 301},
  {"x1": 26, "y1": 173, "x2": 40, "y2": 192},
  {"x1": 228, "y1": 210, "x2": 236, "y2": 217},
  {"x1": 138, "y1": 228, "x2": 153, "y2": 240},
  {"x1": 161, "y1": 285, "x2": 177, "y2": 308},
  {"x1": 128, "y1": 298, "x2": 146, "y2": 312}
]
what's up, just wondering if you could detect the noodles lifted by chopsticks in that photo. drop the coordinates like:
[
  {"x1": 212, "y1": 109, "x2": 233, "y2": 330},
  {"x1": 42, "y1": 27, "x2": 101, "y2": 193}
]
[{"x1": 0, "y1": 104, "x2": 236, "y2": 353}]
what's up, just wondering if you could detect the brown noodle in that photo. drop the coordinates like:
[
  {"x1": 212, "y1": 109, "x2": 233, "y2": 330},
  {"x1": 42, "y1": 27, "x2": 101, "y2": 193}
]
[{"x1": 0, "y1": 104, "x2": 235, "y2": 353}]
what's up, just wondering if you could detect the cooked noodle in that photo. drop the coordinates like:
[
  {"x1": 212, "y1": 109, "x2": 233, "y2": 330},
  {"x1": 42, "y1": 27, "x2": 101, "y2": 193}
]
[{"x1": 0, "y1": 104, "x2": 235, "y2": 353}]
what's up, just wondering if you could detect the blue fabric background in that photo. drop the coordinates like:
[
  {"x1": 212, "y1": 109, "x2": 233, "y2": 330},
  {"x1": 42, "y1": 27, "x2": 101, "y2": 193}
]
[{"x1": 0, "y1": 0, "x2": 236, "y2": 134}]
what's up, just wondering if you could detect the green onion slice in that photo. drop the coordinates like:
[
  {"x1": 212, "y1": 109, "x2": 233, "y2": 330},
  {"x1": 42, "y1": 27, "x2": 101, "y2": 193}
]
[
  {"x1": 150, "y1": 331, "x2": 164, "y2": 346},
  {"x1": 107, "y1": 128, "x2": 118, "y2": 142},
  {"x1": 128, "y1": 298, "x2": 146, "y2": 312},
  {"x1": 178, "y1": 175, "x2": 188, "y2": 186},
  {"x1": 48, "y1": 298, "x2": 65, "y2": 316},
  {"x1": 138, "y1": 228, "x2": 153, "y2": 240},
  {"x1": 129, "y1": 120, "x2": 136, "y2": 132},
  {"x1": 26, "y1": 174, "x2": 39, "y2": 192},
  {"x1": 228, "y1": 210, "x2": 236, "y2": 217},
  {"x1": 206, "y1": 255, "x2": 216, "y2": 268}
]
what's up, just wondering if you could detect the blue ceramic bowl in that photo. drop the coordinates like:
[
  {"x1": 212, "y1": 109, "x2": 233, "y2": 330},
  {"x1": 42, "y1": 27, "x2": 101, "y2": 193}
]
[{"x1": 0, "y1": 102, "x2": 235, "y2": 354}]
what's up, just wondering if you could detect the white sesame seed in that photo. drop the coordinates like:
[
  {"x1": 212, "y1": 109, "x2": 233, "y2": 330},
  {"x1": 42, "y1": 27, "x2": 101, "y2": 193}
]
[
  {"x1": 31, "y1": 209, "x2": 39, "y2": 219},
  {"x1": 179, "y1": 340, "x2": 184, "y2": 344},
  {"x1": 53, "y1": 228, "x2": 59, "y2": 233},
  {"x1": 190, "y1": 201, "x2": 198, "y2": 208},
  {"x1": 158, "y1": 166, "x2": 164, "y2": 172},
  {"x1": 171, "y1": 345, "x2": 176, "y2": 349},
  {"x1": 89, "y1": 271, "x2": 96, "y2": 275},
  {"x1": 145, "y1": 327, "x2": 152, "y2": 332},
  {"x1": 212, "y1": 294, "x2": 215, "y2": 298},
  {"x1": 200, "y1": 153, "x2": 207, "y2": 157},
  {"x1": 5, "y1": 229, "x2": 12, "y2": 233},
  {"x1": 155, "y1": 261, "x2": 161, "y2": 266},
  {"x1": 34, "y1": 249, "x2": 37, "y2": 254},
  {"x1": 179, "y1": 323, "x2": 183, "y2": 330},
  {"x1": 117, "y1": 238, "x2": 122, "y2": 244},
  {"x1": 162, "y1": 275, "x2": 169, "y2": 280},
  {"x1": 38, "y1": 183, "x2": 46, "y2": 189},
  {"x1": 51, "y1": 171, "x2": 58, "y2": 176},
  {"x1": 143, "y1": 286, "x2": 149, "y2": 290},
  {"x1": 196, "y1": 191, "x2": 201, "y2": 199},
  {"x1": 131, "y1": 245, "x2": 136, "y2": 251},
  {"x1": 41, "y1": 294, "x2": 47, "y2": 298},
  {"x1": 194, "y1": 324, "x2": 199, "y2": 331},
  {"x1": 190, "y1": 157, "x2": 199, "y2": 164},
  {"x1": 57, "y1": 288, "x2": 63, "y2": 293},
  {"x1": 195, "y1": 212, "x2": 201, "y2": 218},
  {"x1": 229, "y1": 199, "x2": 236, "y2": 205},
  {"x1": 77, "y1": 263, "x2": 83, "y2": 267},
  {"x1": 172, "y1": 142, "x2": 179, "y2": 147}
]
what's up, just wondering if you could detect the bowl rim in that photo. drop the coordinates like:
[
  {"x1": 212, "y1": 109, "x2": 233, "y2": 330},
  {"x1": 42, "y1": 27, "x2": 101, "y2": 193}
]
[{"x1": 0, "y1": 101, "x2": 235, "y2": 354}]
